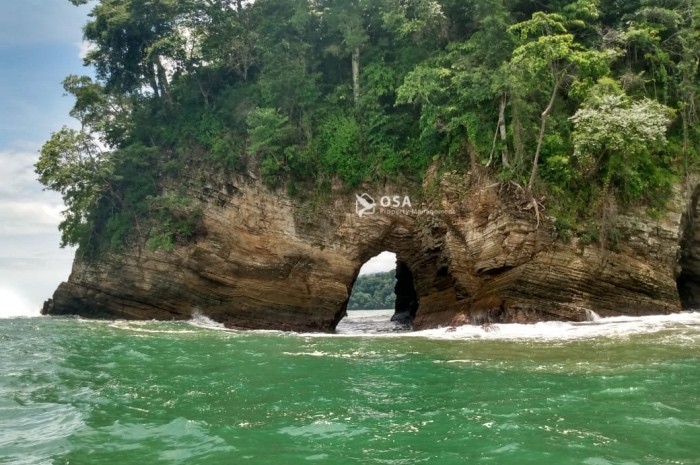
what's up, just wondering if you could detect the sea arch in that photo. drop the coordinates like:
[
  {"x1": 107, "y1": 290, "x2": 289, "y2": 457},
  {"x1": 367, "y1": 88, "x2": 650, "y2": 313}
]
[{"x1": 329, "y1": 214, "x2": 459, "y2": 331}]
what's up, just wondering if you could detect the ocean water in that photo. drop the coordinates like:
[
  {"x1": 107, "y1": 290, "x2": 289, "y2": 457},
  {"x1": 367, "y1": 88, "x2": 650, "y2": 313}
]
[{"x1": 1, "y1": 311, "x2": 699, "y2": 465}]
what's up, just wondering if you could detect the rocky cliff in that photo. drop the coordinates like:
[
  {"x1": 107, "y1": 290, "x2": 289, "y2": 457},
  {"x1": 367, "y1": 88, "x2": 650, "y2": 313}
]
[{"x1": 42, "y1": 167, "x2": 694, "y2": 331}]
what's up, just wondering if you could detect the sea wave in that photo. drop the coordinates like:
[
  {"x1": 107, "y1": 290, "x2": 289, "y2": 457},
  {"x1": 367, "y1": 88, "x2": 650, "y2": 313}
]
[
  {"x1": 187, "y1": 311, "x2": 226, "y2": 330},
  {"x1": 0, "y1": 287, "x2": 40, "y2": 319},
  {"x1": 408, "y1": 312, "x2": 700, "y2": 341},
  {"x1": 310, "y1": 311, "x2": 700, "y2": 341},
  {"x1": 6, "y1": 307, "x2": 700, "y2": 343}
]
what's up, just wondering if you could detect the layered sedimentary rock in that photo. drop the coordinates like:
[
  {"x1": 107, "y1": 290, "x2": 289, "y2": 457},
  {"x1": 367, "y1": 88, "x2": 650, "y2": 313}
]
[{"x1": 43, "y1": 167, "x2": 692, "y2": 331}]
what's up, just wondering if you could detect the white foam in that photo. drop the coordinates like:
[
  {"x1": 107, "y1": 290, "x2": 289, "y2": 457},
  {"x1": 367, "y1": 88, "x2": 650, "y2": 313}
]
[
  {"x1": 407, "y1": 312, "x2": 700, "y2": 341},
  {"x1": 107, "y1": 320, "x2": 197, "y2": 334},
  {"x1": 297, "y1": 312, "x2": 700, "y2": 341},
  {"x1": 188, "y1": 310, "x2": 226, "y2": 330},
  {"x1": 0, "y1": 287, "x2": 39, "y2": 318}
]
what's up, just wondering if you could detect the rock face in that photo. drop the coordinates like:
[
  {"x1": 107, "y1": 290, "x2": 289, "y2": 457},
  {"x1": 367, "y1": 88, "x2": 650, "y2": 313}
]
[
  {"x1": 43, "y1": 167, "x2": 692, "y2": 331},
  {"x1": 677, "y1": 185, "x2": 700, "y2": 308}
]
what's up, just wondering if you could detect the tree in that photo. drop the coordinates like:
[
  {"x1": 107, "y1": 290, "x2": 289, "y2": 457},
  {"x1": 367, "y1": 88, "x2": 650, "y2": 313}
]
[
  {"x1": 36, "y1": 128, "x2": 113, "y2": 247},
  {"x1": 676, "y1": 0, "x2": 700, "y2": 165},
  {"x1": 508, "y1": 2, "x2": 612, "y2": 190},
  {"x1": 246, "y1": 107, "x2": 295, "y2": 184},
  {"x1": 395, "y1": 0, "x2": 515, "y2": 172},
  {"x1": 312, "y1": 0, "x2": 368, "y2": 105},
  {"x1": 49, "y1": 0, "x2": 696, "y2": 255},
  {"x1": 198, "y1": 0, "x2": 258, "y2": 82},
  {"x1": 570, "y1": 88, "x2": 674, "y2": 204},
  {"x1": 79, "y1": 0, "x2": 191, "y2": 99},
  {"x1": 253, "y1": 0, "x2": 319, "y2": 124},
  {"x1": 61, "y1": 74, "x2": 131, "y2": 146},
  {"x1": 348, "y1": 270, "x2": 396, "y2": 309}
]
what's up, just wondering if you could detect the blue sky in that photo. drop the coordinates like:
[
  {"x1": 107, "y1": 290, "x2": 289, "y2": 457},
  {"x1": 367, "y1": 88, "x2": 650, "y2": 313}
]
[
  {"x1": 0, "y1": 0, "x2": 91, "y2": 316},
  {"x1": 0, "y1": 0, "x2": 393, "y2": 316}
]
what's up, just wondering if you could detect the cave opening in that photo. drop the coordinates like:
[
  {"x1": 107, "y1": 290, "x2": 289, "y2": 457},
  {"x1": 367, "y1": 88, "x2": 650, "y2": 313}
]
[
  {"x1": 337, "y1": 251, "x2": 419, "y2": 333},
  {"x1": 677, "y1": 187, "x2": 700, "y2": 309}
]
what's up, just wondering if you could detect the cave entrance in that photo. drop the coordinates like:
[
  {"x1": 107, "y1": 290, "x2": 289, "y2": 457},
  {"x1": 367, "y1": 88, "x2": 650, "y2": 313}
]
[
  {"x1": 677, "y1": 187, "x2": 700, "y2": 309},
  {"x1": 337, "y1": 251, "x2": 419, "y2": 333}
]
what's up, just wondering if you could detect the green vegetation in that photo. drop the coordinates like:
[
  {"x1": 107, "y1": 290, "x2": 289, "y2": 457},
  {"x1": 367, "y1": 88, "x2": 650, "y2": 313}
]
[
  {"x1": 37, "y1": 0, "x2": 700, "y2": 256},
  {"x1": 348, "y1": 271, "x2": 396, "y2": 310}
]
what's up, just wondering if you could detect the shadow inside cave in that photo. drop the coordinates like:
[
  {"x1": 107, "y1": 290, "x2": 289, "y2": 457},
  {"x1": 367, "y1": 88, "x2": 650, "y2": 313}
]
[{"x1": 677, "y1": 187, "x2": 700, "y2": 309}]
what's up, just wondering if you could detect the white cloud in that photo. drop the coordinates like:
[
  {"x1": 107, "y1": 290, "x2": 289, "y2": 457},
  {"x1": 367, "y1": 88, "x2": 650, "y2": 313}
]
[
  {"x1": 77, "y1": 40, "x2": 96, "y2": 60},
  {"x1": 0, "y1": 147, "x2": 67, "y2": 234},
  {"x1": 42, "y1": 203, "x2": 64, "y2": 221},
  {"x1": 0, "y1": 148, "x2": 42, "y2": 196},
  {"x1": 0, "y1": 200, "x2": 66, "y2": 235},
  {"x1": 359, "y1": 251, "x2": 396, "y2": 275}
]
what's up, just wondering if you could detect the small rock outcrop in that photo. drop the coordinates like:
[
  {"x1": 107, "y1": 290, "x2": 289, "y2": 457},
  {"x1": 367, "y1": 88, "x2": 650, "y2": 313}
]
[{"x1": 42, "y1": 167, "x2": 692, "y2": 331}]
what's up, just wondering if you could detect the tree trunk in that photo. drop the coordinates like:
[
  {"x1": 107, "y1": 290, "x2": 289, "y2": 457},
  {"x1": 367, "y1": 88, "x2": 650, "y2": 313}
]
[
  {"x1": 196, "y1": 77, "x2": 210, "y2": 108},
  {"x1": 156, "y1": 58, "x2": 171, "y2": 102},
  {"x1": 488, "y1": 93, "x2": 509, "y2": 168},
  {"x1": 528, "y1": 73, "x2": 560, "y2": 191},
  {"x1": 499, "y1": 94, "x2": 510, "y2": 168},
  {"x1": 147, "y1": 64, "x2": 160, "y2": 98},
  {"x1": 467, "y1": 140, "x2": 478, "y2": 174},
  {"x1": 511, "y1": 99, "x2": 525, "y2": 170},
  {"x1": 352, "y1": 46, "x2": 360, "y2": 104}
]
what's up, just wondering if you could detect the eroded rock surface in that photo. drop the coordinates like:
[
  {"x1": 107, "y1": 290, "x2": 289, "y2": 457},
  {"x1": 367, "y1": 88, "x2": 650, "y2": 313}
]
[{"x1": 43, "y1": 169, "x2": 690, "y2": 331}]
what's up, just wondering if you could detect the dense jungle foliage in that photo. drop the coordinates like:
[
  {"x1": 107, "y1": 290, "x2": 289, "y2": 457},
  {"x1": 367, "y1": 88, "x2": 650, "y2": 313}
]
[
  {"x1": 348, "y1": 270, "x2": 396, "y2": 310},
  {"x1": 37, "y1": 0, "x2": 700, "y2": 255}
]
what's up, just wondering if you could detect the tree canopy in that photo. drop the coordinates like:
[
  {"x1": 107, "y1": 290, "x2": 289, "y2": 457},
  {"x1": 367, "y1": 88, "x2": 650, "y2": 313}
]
[
  {"x1": 348, "y1": 270, "x2": 396, "y2": 310},
  {"x1": 39, "y1": 0, "x2": 700, "y2": 256}
]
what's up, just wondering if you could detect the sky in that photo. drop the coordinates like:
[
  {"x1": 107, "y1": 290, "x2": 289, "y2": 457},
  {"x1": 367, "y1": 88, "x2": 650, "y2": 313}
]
[
  {"x1": 0, "y1": 0, "x2": 393, "y2": 317},
  {"x1": 0, "y1": 0, "x2": 91, "y2": 317},
  {"x1": 359, "y1": 251, "x2": 395, "y2": 275}
]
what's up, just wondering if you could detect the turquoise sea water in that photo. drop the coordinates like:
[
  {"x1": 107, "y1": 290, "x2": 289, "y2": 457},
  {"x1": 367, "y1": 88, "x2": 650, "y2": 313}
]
[{"x1": 1, "y1": 312, "x2": 699, "y2": 465}]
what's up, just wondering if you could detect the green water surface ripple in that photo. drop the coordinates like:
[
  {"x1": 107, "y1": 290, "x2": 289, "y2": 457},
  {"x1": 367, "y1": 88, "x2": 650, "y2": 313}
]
[{"x1": 1, "y1": 316, "x2": 699, "y2": 464}]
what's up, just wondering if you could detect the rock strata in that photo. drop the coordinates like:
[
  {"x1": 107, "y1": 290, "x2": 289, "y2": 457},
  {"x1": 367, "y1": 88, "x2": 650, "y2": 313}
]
[{"x1": 43, "y1": 168, "x2": 691, "y2": 331}]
